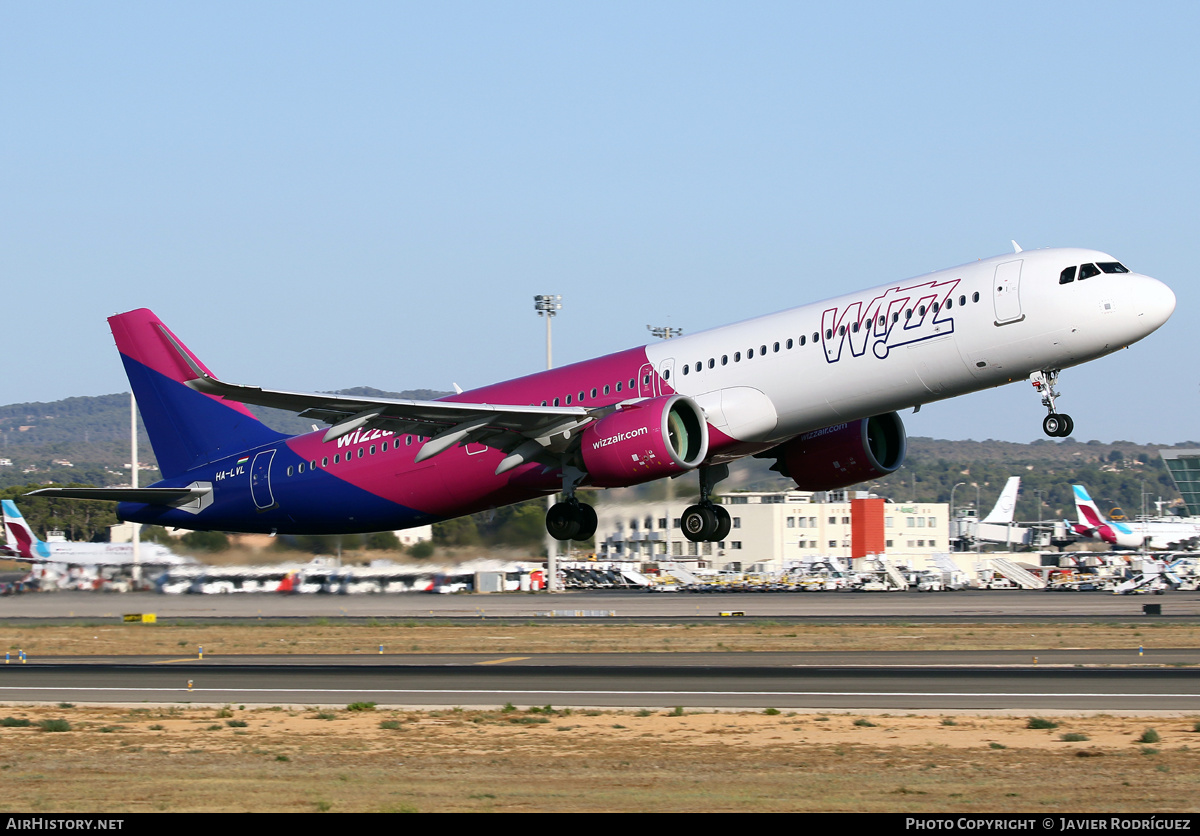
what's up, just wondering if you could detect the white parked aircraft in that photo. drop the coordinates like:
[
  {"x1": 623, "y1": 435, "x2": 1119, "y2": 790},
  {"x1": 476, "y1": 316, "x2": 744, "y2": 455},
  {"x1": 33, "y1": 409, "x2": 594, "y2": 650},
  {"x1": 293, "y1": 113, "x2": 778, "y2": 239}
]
[
  {"x1": 1071, "y1": 485, "x2": 1200, "y2": 551},
  {"x1": 0, "y1": 500, "x2": 193, "y2": 566}
]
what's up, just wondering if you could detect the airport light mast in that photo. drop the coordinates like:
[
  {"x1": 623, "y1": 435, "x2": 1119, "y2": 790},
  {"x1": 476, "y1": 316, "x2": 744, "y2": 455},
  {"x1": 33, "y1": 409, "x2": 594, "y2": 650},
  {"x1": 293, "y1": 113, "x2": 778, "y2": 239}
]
[
  {"x1": 131, "y1": 393, "x2": 140, "y2": 587},
  {"x1": 534, "y1": 295, "x2": 562, "y2": 591},
  {"x1": 647, "y1": 324, "x2": 682, "y2": 561}
]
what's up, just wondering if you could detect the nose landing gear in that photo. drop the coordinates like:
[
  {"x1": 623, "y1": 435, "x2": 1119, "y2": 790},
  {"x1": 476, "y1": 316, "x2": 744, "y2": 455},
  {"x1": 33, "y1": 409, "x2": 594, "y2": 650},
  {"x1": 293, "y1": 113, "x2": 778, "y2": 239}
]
[{"x1": 1031, "y1": 370, "x2": 1073, "y2": 437}]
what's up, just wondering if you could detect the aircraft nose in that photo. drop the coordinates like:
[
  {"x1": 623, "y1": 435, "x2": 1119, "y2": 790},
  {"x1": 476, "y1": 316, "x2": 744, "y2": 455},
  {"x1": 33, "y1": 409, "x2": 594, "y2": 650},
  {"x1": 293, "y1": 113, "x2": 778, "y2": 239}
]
[{"x1": 1135, "y1": 276, "x2": 1176, "y2": 332}]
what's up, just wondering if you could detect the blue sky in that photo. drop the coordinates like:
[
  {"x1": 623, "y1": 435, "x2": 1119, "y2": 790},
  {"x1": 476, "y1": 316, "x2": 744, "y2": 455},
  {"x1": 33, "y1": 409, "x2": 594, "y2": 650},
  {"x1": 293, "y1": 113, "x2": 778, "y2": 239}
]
[{"x1": 2, "y1": 2, "x2": 1196, "y2": 443}]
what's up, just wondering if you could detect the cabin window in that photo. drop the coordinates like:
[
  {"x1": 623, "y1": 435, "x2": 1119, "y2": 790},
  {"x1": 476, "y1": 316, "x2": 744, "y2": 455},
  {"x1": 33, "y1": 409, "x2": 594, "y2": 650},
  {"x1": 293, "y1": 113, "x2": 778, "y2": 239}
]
[
  {"x1": 812, "y1": 332, "x2": 819, "y2": 343},
  {"x1": 760, "y1": 344, "x2": 767, "y2": 354},
  {"x1": 838, "y1": 326, "x2": 845, "y2": 337},
  {"x1": 591, "y1": 388, "x2": 597, "y2": 398},
  {"x1": 945, "y1": 298, "x2": 953, "y2": 309},
  {"x1": 334, "y1": 454, "x2": 341, "y2": 464},
  {"x1": 799, "y1": 335, "x2": 806, "y2": 346},
  {"x1": 357, "y1": 448, "x2": 364, "y2": 458},
  {"x1": 786, "y1": 338, "x2": 793, "y2": 349},
  {"x1": 554, "y1": 397, "x2": 560, "y2": 406},
  {"x1": 370, "y1": 445, "x2": 376, "y2": 455},
  {"x1": 850, "y1": 322, "x2": 858, "y2": 333},
  {"x1": 682, "y1": 365, "x2": 689, "y2": 375},
  {"x1": 918, "y1": 305, "x2": 926, "y2": 316},
  {"x1": 959, "y1": 295, "x2": 967, "y2": 306},
  {"x1": 615, "y1": 382, "x2": 622, "y2": 393},
  {"x1": 322, "y1": 457, "x2": 328, "y2": 467},
  {"x1": 298, "y1": 463, "x2": 305, "y2": 474},
  {"x1": 565, "y1": 395, "x2": 572, "y2": 405},
  {"x1": 972, "y1": 292, "x2": 980, "y2": 302},
  {"x1": 734, "y1": 351, "x2": 741, "y2": 362},
  {"x1": 603, "y1": 385, "x2": 610, "y2": 395},
  {"x1": 905, "y1": 309, "x2": 912, "y2": 320},
  {"x1": 287, "y1": 466, "x2": 294, "y2": 477},
  {"x1": 721, "y1": 355, "x2": 728, "y2": 365},
  {"x1": 707, "y1": 359, "x2": 714, "y2": 369}
]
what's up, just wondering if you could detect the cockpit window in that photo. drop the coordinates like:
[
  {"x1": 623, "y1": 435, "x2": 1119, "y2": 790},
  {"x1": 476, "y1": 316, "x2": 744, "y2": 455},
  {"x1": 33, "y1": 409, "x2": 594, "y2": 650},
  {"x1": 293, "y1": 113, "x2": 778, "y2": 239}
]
[
  {"x1": 1097, "y1": 262, "x2": 1129, "y2": 274},
  {"x1": 1059, "y1": 266, "x2": 1076, "y2": 284},
  {"x1": 1079, "y1": 263, "x2": 1101, "y2": 280}
]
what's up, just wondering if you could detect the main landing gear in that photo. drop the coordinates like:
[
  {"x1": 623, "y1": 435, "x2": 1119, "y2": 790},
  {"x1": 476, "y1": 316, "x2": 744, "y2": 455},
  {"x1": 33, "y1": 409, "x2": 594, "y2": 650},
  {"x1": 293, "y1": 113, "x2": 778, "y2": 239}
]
[
  {"x1": 681, "y1": 464, "x2": 731, "y2": 543},
  {"x1": 1031, "y1": 370, "x2": 1073, "y2": 438},
  {"x1": 546, "y1": 463, "x2": 598, "y2": 542},
  {"x1": 545, "y1": 499, "x2": 597, "y2": 542}
]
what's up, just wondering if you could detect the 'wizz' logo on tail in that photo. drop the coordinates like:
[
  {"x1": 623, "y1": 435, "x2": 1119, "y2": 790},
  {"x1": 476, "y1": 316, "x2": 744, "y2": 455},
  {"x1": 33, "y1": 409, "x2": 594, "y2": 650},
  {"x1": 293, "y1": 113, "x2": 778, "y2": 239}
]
[{"x1": 821, "y1": 278, "x2": 960, "y2": 363}]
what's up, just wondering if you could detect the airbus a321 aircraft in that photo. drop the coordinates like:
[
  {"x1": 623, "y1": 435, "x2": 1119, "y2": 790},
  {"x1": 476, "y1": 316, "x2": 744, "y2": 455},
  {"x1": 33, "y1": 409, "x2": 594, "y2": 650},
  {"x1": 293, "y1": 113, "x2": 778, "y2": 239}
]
[{"x1": 33, "y1": 245, "x2": 1175, "y2": 544}]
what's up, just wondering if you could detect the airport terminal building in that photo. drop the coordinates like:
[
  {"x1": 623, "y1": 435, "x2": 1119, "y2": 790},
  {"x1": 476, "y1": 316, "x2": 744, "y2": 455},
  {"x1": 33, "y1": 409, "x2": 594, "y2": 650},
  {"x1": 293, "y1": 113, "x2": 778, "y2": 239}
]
[
  {"x1": 596, "y1": 490, "x2": 950, "y2": 574},
  {"x1": 1161, "y1": 449, "x2": 1200, "y2": 516}
]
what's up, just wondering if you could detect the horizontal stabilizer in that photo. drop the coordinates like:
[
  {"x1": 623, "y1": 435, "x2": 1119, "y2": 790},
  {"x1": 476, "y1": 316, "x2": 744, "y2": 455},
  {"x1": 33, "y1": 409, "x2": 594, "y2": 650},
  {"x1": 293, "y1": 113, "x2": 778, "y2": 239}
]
[{"x1": 26, "y1": 487, "x2": 208, "y2": 506}]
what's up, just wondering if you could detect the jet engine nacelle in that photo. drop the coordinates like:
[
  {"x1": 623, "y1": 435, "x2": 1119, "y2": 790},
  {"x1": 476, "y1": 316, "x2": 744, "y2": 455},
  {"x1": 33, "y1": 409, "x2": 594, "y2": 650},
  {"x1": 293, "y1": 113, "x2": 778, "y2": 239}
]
[
  {"x1": 767, "y1": 412, "x2": 906, "y2": 491},
  {"x1": 580, "y1": 394, "x2": 709, "y2": 488}
]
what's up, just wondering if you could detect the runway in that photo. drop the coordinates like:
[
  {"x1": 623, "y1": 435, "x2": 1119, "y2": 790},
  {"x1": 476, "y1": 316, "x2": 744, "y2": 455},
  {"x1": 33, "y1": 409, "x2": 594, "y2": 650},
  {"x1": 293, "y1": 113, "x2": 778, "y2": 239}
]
[
  {"x1": 1, "y1": 590, "x2": 1195, "y2": 711},
  {"x1": 2, "y1": 650, "x2": 1197, "y2": 712},
  {"x1": 1, "y1": 588, "x2": 1197, "y2": 621}
]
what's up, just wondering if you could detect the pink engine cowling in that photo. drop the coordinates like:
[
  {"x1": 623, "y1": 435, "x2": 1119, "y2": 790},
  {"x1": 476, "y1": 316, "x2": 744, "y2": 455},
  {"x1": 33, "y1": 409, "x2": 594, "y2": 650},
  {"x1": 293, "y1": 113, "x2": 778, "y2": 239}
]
[
  {"x1": 580, "y1": 395, "x2": 709, "y2": 488},
  {"x1": 767, "y1": 412, "x2": 906, "y2": 491}
]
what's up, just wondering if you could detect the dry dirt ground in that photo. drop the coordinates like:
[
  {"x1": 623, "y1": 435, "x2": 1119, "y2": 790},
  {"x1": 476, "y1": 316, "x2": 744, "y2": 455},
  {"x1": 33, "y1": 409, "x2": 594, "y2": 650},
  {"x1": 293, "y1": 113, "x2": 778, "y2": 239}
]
[{"x1": 0, "y1": 621, "x2": 1197, "y2": 813}]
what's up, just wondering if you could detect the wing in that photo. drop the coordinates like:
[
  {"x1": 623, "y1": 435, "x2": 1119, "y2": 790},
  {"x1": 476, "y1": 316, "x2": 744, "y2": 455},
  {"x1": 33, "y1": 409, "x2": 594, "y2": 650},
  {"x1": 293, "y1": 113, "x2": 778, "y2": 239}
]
[{"x1": 157, "y1": 322, "x2": 598, "y2": 474}]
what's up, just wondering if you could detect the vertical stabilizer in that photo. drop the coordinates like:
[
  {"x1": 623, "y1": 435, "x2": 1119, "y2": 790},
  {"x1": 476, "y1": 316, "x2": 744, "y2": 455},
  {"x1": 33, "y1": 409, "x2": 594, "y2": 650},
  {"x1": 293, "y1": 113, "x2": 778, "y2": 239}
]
[
  {"x1": 109, "y1": 309, "x2": 286, "y2": 479},
  {"x1": 981, "y1": 476, "x2": 1021, "y2": 524},
  {"x1": 1, "y1": 500, "x2": 51, "y2": 561}
]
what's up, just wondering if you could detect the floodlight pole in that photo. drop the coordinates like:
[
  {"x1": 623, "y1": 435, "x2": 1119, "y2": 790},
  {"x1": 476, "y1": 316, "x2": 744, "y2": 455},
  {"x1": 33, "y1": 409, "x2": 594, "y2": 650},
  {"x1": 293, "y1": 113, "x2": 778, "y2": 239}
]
[
  {"x1": 131, "y1": 392, "x2": 141, "y2": 588},
  {"x1": 647, "y1": 325, "x2": 682, "y2": 562},
  {"x1": 535, "y1": 295, "x2": 562, "y2": 591}
]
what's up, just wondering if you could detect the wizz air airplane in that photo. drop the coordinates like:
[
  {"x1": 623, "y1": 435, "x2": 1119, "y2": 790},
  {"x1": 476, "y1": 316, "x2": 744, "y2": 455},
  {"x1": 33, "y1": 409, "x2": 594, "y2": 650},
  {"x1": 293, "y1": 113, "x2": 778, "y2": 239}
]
[
  {"x1": 33, "y1": 245, "x2": 1174, "y2": 543},
  {"x1": 1071, "y1": 485, "x2": 1200, "y2": 551}
]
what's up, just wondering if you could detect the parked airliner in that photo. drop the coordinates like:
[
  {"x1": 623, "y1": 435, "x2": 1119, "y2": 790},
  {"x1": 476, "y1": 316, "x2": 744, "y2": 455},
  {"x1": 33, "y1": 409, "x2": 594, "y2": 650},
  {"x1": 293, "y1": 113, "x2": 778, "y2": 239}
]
[
  {"x1": 1071, "y1": 485, "x2": 1200, "y2": 551},
  {"x1": 0, "y1": 500, "x2": 190, "y2": 565},
  {"x1": 33, "y1": 245, "x2": 1175, "y2": 542}
]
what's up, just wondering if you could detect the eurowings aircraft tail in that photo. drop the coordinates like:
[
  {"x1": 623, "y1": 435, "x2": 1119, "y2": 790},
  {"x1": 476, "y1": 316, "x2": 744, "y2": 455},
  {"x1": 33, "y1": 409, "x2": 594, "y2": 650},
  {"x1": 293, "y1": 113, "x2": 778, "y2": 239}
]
[
  {"x1": 1, "y1": 500, "x2": 52, "y2": 562},
  {"x1": 109, "y1": 309, "x2": 286, "y2": 479},
  {"x1": 1071, "y1": 484, "x2": 1141, "y2": 547},
  {"x1": 981, "y1": 476, "x2": 1021, "y2": 524}
]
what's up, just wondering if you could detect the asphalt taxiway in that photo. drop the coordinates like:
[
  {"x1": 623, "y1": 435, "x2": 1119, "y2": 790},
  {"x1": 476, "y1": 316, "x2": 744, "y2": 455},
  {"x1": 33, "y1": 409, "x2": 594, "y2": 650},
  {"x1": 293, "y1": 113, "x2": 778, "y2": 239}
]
[{"x1": 0, "y1": 590, "x2": 1195, "y2": 711}]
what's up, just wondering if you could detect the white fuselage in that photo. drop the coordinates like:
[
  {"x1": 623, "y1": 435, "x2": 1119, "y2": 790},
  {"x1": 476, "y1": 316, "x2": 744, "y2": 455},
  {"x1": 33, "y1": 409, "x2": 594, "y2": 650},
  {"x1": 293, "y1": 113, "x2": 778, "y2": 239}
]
[{"x1": 645, "y1": 247, "x2": 1173, "y2": 448}]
